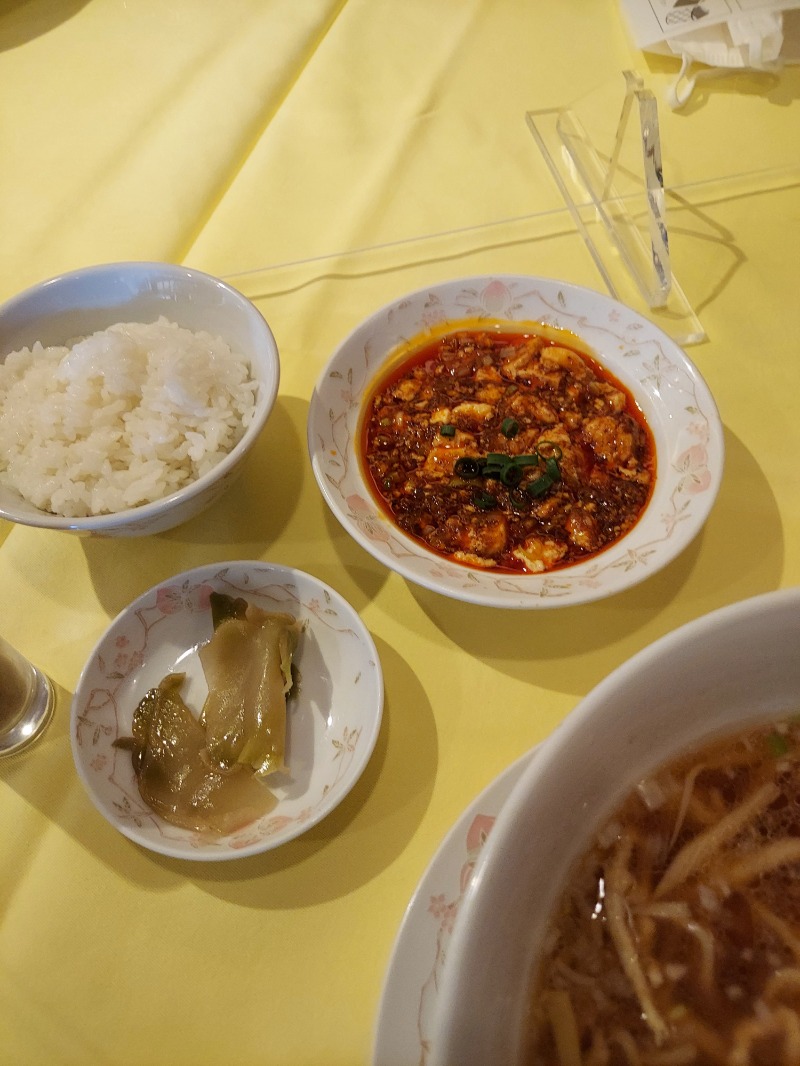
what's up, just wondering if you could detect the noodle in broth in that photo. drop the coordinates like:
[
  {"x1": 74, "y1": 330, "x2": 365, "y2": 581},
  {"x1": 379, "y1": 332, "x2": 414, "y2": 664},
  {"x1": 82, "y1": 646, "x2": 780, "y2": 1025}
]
[{"x1": 527, "y1": 716, "x2": 800, "y2": 1066}]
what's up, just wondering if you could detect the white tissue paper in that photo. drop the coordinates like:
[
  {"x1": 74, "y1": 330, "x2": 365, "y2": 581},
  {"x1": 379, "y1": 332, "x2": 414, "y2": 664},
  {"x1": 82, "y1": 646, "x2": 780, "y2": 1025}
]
[{"x1": 620, "y1": 0, "x2": 800, "y2": 107}]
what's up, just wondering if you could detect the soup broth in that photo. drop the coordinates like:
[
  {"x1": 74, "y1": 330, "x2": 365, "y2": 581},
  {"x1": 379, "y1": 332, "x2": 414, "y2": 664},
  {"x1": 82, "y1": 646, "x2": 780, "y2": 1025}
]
[{"x1": 528, "y1": 716, "x2": 800, "y2": 1066}]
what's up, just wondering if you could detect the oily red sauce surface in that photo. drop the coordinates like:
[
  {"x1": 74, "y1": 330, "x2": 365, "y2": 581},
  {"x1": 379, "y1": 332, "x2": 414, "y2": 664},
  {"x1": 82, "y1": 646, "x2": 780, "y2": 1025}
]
[{"x1": 360, "y1": 328, "x2": 655, "y2": 574}]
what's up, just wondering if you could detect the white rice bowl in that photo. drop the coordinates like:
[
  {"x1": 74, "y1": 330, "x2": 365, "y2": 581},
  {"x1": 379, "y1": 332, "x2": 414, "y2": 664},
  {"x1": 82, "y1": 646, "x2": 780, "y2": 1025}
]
[{"x1": 0, "y1": 317, "x2": 258, "y2": 518}]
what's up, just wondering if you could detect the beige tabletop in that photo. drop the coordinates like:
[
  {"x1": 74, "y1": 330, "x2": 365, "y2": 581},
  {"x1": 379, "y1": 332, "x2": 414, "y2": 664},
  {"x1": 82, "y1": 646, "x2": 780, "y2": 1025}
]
[{"x1": 1, "y1": 2, "x2": 800, "y2": 1064}]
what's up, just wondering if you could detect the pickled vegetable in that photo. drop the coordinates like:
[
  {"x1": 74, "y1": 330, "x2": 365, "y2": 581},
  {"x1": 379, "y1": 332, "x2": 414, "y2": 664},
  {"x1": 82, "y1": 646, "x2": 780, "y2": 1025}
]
[
  {"x1": 123, "y1": 673, "x2": 277, "y2": 834},
  {"x1": 115, "y1": 594, "x2": 302, "y2": 835},
  {"x1": 200, "y1": 595, "x2": 301, "y2": 776}
]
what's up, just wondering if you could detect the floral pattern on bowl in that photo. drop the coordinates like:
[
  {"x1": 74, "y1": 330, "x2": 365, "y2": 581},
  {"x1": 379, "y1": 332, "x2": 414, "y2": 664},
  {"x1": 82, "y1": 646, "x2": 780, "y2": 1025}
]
[
  {"x1": 372, "y1": 751, "x2": 536, "y2": 1066},
  {"x1": 70, "y1": 561, "x2": 384, "y2": 860},
  {"x1": 308, "y1": 275, "x2": 724, "y2": 608}
]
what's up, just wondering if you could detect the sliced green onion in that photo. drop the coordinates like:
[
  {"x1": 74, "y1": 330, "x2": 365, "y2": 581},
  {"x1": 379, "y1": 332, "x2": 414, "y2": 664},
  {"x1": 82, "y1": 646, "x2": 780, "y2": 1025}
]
[
  {"x1": 501, "y1": 464, "x2": 523, "y2": 487},
  {"x1": 544, "y1": 456, "x2": 562, "y2": 482},
  {"x1": 474, "y1": 491, "x2": 497, "y2": 510},
  {"x1": 453, "y1": 457, "x2": 482, "y2": 479},
  {"x1": 500, "y1": 417, "x2": 519, "y2": 438},
  {"x1": 537, "y1": 440, "x2": 563, "y2": 460},
  {"x1": 526, "y1": 475, "x2": 554, "y2": 498},
  {"x1": 449, "y1": 445, "x2": 562, "y2": 499},
  {"x1": 439, "y1": 423, "x2": 456, "y2": 437}
]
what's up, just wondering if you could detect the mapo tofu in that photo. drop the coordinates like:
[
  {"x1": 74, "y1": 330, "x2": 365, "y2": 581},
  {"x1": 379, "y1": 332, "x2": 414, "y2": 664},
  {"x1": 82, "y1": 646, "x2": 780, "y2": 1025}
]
[{"x1": 361, "y1": 327, "x2": 655, "y2": 574}]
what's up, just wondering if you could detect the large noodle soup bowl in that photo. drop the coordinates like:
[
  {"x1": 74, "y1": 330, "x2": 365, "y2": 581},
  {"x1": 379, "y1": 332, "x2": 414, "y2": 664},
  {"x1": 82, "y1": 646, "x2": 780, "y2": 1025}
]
[{"x1": 430, "y1": 586, "x2": 800, "y2": 1065}]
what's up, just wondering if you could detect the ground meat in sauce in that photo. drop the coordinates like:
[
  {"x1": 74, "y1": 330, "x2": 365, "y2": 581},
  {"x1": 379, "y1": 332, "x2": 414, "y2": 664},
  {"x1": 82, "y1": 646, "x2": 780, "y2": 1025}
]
[{"x1": 361, "y1": 329, "x2": 655, "y2": 574}]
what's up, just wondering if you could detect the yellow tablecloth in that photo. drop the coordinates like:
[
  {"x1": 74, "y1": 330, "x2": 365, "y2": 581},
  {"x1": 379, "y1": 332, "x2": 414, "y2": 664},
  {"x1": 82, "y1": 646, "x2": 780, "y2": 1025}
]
[{"x1": 1, "y1": 2, "x2": 799, "y2": 1064}]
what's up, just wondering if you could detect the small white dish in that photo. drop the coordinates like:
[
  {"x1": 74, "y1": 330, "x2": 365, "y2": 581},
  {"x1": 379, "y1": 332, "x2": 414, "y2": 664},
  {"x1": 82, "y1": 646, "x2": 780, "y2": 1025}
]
[
  {"x1": 71, "y1": 561, "x2": 383, "y2": 860},
  {"x1": 308, "y1": 275, "x2": 724, "y2": 608}
]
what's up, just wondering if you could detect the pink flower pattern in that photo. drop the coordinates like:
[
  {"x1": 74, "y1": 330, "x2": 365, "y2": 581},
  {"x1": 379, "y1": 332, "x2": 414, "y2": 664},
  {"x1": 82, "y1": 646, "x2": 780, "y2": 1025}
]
[
  {"x1": 346, "y1": 493, "x2": 391, "y2": 544},
  {"x1": 416, "y1": 813, "x2": 498, "y2": 1063},
  {"x1": 675, "y1": 442, "x2": 711, "y2": 494},
  {"x1": 156, "y1": 582, "x2": 214, "y2": 615},
  {"x1": 113, "y1": 648, "x2": 144, "y2": 674}
]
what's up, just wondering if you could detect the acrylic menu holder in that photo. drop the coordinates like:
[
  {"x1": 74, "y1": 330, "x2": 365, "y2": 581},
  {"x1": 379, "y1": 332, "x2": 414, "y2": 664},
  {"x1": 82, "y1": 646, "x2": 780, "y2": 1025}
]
[
  {"x1": 526, "y1": 71, "x2": 705, "y2": 346},
  {"x1": 228, "y1": 68, "x2": 799, "y2": 350}
]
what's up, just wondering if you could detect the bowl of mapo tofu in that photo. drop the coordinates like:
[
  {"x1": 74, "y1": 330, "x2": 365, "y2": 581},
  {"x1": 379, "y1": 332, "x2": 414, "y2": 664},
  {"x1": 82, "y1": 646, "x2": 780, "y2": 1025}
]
[
  {"x1": 308, "y1": 275, "x2": 723, "y2": 608},
  {"x1": 430, "y1": 585, "x2": 800, "y2": 1065}
]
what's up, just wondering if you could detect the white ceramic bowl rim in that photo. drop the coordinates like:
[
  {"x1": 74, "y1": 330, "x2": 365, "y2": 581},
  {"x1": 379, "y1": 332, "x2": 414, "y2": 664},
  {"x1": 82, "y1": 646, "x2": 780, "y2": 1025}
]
[
  {"x1": 474, "y1": 585, "x2": 800, "y2": 886},
  {"x1": 0, "y1": 261, "x2": 280, "y2": 531}
]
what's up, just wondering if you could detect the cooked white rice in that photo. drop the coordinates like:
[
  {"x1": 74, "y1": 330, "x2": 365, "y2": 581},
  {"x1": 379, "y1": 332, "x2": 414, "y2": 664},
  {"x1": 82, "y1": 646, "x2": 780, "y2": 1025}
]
[{"x1": 0, "y1": 317, "x2": 258, "y2": 518}]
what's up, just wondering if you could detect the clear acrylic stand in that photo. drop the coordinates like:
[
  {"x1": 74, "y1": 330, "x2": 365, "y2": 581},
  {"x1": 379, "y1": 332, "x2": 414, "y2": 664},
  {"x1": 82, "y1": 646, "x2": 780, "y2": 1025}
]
[
  {"x1": 229, "y1": 70, "x2": 796, "y2": 348},
  {"x1": 526, "y1": 71, "x2": 706, "y2": 346}
]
